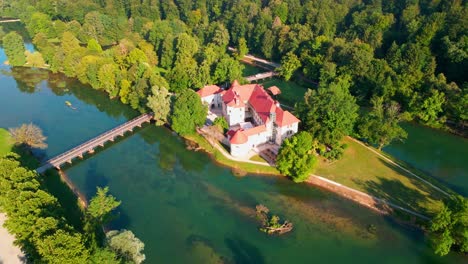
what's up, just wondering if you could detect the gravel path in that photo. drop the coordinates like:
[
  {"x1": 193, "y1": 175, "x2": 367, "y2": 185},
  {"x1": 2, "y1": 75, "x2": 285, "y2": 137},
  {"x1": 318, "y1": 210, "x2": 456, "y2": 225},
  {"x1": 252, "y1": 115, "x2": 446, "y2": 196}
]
[{"x1": 0, "y1": 213, "x2": 25, "y2": 264}]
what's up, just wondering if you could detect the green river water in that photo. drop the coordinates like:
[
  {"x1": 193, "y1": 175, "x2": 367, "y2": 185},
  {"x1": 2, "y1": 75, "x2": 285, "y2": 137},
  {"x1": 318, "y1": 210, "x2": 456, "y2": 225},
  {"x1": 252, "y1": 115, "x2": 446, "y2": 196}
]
[{"x1": 0, "y1": 46, "x2": 466, "y2": 263}]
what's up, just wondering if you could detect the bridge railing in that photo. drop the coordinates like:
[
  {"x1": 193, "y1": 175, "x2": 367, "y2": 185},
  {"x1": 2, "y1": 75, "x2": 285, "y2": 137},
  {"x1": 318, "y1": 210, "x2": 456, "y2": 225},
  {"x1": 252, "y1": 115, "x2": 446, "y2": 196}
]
[{"x1": 43, "y1": 113, "x2": 153, "y2": 164}]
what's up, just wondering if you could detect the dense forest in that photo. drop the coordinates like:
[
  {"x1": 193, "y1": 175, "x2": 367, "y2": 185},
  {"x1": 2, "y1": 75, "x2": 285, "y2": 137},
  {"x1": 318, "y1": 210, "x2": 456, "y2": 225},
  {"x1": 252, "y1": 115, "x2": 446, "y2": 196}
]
[
  {"x1": 1, "y1": 0, "x2": 466, "y2": 134},
  {"x1": 1, "y1": 0, "x2": 465, "y2": 127}
]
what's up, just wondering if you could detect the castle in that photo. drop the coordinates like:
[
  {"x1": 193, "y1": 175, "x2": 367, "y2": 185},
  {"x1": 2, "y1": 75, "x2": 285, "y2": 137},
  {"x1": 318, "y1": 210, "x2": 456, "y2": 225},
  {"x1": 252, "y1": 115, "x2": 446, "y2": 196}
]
[{"x1": 197, "y1": 80, "x2": 299, "y2": 157}]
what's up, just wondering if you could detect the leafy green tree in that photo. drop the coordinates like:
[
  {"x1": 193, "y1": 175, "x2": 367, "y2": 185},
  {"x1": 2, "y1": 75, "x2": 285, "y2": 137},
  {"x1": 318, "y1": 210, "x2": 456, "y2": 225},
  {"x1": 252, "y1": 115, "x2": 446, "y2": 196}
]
[
  {"x1": 295, "y1": 76, "x2": 359, "y2": 146},
  {"x1": 61, "y1": 31, "x2": 84, "y2": 77},
  {"x1": 213, "y1": 117, "x2": 229, "y2": 132},
  {"x1": 358, "y1": 97, "x2": 408, "y2": 149},
  {"x1": 276, "y1": 132, "x2": 317, "y2": 182},
  {"x1": 147, "y1": 86, "x2": 172, "y2": 125},
  {"x1": 25, "y1": 50, "x2": 46, "y2": 67},
  {"x1": 236, "y1": 37, "x2": 249, "y2": 60},
  {"x1": 9, "y1": 123, "x2": 47, "y2": 149},
  {"x1": 98, "y1": 63, "x2": 119, "y2": 98},
  {"x1": 87, "y1": 187, "x2": 121, "y2": 225},
  {"x1": 278, "y1": 51, "x2": 301, "y2": 81},
  {"x1": 106, "y1": 230, "x2": 146, "y2": 264},
  {"x1": 170, "y1": 89, "x2": 207, "y2": 136},
  {"x1": 412, "y1": 89, "x2": 446, "y2": 128},
  {"x1": 213, "y1": 55, "x2": 244, "y2": 84},
  {"x1": 2, "y1": 31, "x2": 26, "y2": 66},
  {"x1": 430, "y1": 196, "x2": 468, "y2": 256},
  {"x1": 87, "y1": 39, "x2": 103, "y2": 54},
  {"x1": 36, "y1": 230, "x2": 89, "y2": 264}
]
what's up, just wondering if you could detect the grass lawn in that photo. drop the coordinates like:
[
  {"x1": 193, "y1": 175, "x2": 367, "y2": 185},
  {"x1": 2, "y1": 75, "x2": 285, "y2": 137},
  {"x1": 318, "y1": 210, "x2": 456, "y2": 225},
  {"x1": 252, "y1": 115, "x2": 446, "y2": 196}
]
[
  {"x1": 0, "y1": 128, "x2": 13, "y2": 156},
  {"x1": 316, "y1": 137, "x2": 446, "y2": 216},
  {"x1": 261, "y1": 78, "x2": 310, "y2": 107},
  {"x1": 185, "y1": 133, "x2": 280, "y2": 176},
  {"x1": 242, "y1": 63, "x2": 264, "y2": 76},
  {"x1": 250, "y1": 154, "x2": 267, "y2": 163}
]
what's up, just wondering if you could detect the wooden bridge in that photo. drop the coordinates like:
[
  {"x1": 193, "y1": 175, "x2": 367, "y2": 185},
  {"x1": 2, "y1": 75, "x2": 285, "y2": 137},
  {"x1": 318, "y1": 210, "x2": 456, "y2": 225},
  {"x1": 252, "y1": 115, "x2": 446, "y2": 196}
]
[
  {"x1": 0, "y1": 19, "x2": 21, "y2": 23},
  {"x1": 36, "y1": 113, "x2": 153, "y2": 174},
  {"x1": 245, "y1": 71, "x2": 278, "y2": 82}
]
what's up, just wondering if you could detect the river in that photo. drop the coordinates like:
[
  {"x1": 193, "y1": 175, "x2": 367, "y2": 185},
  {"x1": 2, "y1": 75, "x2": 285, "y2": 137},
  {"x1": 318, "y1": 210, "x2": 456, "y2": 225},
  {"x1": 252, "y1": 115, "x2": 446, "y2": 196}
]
[{"x1": 0, "y1": 45, "x2": 465, "y2": 263}]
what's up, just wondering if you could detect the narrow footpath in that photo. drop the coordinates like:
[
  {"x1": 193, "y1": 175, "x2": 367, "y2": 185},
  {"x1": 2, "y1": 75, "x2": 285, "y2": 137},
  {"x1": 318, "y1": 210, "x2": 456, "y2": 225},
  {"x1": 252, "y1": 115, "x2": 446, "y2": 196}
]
[{"x1": 0, "y1": 213, "x2": 25, "y2": 264}]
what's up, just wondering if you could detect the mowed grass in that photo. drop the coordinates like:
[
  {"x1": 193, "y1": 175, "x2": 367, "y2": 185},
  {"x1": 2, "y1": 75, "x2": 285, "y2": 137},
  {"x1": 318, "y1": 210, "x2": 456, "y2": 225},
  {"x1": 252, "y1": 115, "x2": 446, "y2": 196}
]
[
  {"x1": 250, "y1": 154, "x2": 267, "y2": 163},
  {"x1": 242, "y1": 63, "x2": 264, "y2": 76},
  {"x1": 0, "y1": 128, "x2": 13, "y2": 156},
  {"x1": 261, "y1": 78, "x2": 310, "y2": 107},
  {"x1": 315, "y1": 137, "x2": 446, "y2": 216}
]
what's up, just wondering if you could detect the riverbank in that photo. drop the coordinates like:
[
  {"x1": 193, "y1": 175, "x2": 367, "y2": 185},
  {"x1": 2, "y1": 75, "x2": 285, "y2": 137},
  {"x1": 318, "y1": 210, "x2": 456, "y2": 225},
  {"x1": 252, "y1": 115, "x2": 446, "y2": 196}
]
[{"x1": 189, "y1": 127, "x2": 442, "y2": 222}]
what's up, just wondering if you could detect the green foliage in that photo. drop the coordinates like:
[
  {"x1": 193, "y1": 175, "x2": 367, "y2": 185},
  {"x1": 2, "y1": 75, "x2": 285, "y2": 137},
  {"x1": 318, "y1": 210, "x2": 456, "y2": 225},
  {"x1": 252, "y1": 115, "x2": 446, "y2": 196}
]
[
  {"x1": 358, "y1": 97, "x2": 408, "y2": 149},
  {"x1": 430, "y1": 196, "x2": 468, "y2": 256},
  {"x1": 170, "y1": 89, "x2": 207, "y2": 136},
  {"x1": 8, "y1": 123, "x2": 47, "y2": 149},
  {"x1": 36, "y1": 230, "x2": 89, "y2": 264},
  {"x1": 106, "y1": 230, "x2": 146, "y2": 264},
  {"x1": 278, "y1": 52, "x2": 301, "y2": 81},
  {"x1": 295, "y1": 76, "x2": 359, "y2": 147},
  {"x1": 213, "y1": 117, "x2": 229, "y2": 132},
  {"x1": 87, "y1": 187, "x2": 121, "y2": 225},
  {"x1": 236, "y1": 37, "x2": 249, "y2": 60},
  {"x1": 147, "y1": 86, "x2": 172, "y2": 125},
  {"x1": 0, "y1": 154, "x2": 88, "y2": 262},
  {"x1": 25, "y1": 50, "x2": 46, "y2": 67},
  {"x1": 2, "y1": 31, "x2": 26, "y2": 66},
  {"x1": 276, "y1": 132, "x2": 317, "y2": 182}
]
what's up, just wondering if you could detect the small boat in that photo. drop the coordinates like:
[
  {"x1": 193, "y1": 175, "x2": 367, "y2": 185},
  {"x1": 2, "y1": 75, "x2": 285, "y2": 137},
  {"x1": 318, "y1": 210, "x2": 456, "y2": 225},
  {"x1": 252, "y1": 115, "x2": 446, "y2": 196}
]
[{"x1": 65, "y1": 101, "x2": 77, "y2": 110}]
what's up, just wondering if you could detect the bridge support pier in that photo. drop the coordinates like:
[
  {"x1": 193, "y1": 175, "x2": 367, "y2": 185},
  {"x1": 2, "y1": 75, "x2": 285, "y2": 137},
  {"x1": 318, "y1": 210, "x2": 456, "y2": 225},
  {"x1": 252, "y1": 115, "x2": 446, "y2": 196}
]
[{"x1": 88, "y1": 149, "x2": 95, "y2": 154}]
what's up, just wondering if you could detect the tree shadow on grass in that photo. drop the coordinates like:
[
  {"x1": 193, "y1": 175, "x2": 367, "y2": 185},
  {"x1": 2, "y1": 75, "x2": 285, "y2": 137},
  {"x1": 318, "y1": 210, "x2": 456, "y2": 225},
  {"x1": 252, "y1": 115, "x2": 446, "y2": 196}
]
[
  {"x1": 225, "y1": 237, "x2": 265, "y2": 264},
  {"x1": 353, "y1": 159, "x2": 435, "y2": 217}
]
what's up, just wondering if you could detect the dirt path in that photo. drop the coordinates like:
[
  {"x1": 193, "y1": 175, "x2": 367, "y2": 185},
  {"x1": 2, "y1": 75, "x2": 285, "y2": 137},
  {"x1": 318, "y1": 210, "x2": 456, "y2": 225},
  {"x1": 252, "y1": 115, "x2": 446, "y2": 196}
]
[
  {"x1": 306, "y1": 175, "x2": 430, "y2": 220},
  {"x1": 0, "y1": 213, "x2": 25, "y2": 264}
]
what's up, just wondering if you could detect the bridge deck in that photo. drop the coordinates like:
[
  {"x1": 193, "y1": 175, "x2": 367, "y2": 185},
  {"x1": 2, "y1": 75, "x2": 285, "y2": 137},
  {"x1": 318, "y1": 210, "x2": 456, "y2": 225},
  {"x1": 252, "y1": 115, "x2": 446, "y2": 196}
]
[
  {"x1": 245, "y1": 71, "x2": 278, "y2": 82},
  {"x1": 36, "y1": 113, "x2": 153, "y2": 174}
]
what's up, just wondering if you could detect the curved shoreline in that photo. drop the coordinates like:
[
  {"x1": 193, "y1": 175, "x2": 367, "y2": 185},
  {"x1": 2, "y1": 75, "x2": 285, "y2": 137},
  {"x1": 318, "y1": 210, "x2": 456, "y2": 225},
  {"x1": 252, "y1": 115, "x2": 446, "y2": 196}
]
[{"x1": 188, "y1": 130, "x2": 431, "y2": 221}]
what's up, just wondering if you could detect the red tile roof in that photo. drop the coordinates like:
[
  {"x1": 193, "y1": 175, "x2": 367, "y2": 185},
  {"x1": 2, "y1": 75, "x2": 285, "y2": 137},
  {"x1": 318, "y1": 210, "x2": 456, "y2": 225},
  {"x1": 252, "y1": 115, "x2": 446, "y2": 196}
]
[
  {"x1": 222, "y1": 80, "x2": 300, "y2": 126},
  {"x1": 275, "y1": 108, "x2": 300, "y2": 127},
  {"x1": 197, "y1": 85, "x2": 222, "y2": 97},
  {"x1": 249, "y1": 86, "x2": 277, "y2": 123},
  {"x1": 229, "y1": 130, "x2": 248, "y2": 144},
  {"x1": 243, "y1": 125, "x2": 267, "y2": 136},
  {"x1": 268, "y1": 86, "x2": 281, "y2": 95},
  {"x1": 223, "y1": 83, "x2": 257, "y2": 105}
]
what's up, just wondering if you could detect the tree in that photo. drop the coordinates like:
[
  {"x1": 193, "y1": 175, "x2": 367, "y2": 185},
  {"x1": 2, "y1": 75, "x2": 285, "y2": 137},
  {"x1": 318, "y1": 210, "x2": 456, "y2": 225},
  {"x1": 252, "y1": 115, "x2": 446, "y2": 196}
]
[
  {"x1": 9, "y1": 123, "x2": 47, "y2": 149},
  {"x1": 25, "y1": 50, "x2": 46, "y2": 67},
  {"x1": 278, "y1": 51, "x2": 301, "y2": 81},
  {"x1": 276, "y1": 132, "x2": 317, "y2": 182},
  {"x1": 358, "y1": 97, "x2": 408, "y2": 149},
  {"x1": 236, "y1": 37, "x2": 249, "y2": 60},
  {"x1": 430, "y1": 195, "x2": 468, "y2": 256},
  {"x1": 2, "y1": 31, "x2": 26, "y2": 66},
  {"x1": 98, "y1": 63, "x2": 119, "y2": 98},
  {"x1": 213, "y1": 117, "x2": 228, "y2": 132},
  {"x1": 106, "y1": 230, "x2": 146, "y2": 264},
  {"x1": 213, "y1": 55, "x2": 244, "y2": 84},
  {"x1": 147, "y1": 86, "x2": 171, "y2": 125},
  {"x1": 295, "y1": 76, "x2": 358, "y2": 147},
  {"x1": 170, "y1": 89, "x2": 207, "y2": 136},
  {"x1": 87, "y1": 187, "x2": 121, "y2": 225},
  {"x1": 36, "y1": 230, "x2": 89, "y2": 264}
]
